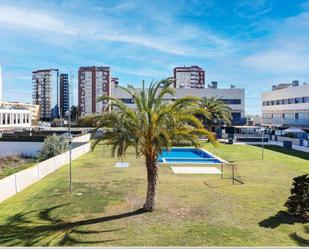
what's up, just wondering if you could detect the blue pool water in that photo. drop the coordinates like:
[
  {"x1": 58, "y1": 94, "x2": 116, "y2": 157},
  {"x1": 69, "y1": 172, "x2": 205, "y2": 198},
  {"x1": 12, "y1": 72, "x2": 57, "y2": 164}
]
[{"x1": 157, "y1": 148, "x2": 223, "y2": 164}]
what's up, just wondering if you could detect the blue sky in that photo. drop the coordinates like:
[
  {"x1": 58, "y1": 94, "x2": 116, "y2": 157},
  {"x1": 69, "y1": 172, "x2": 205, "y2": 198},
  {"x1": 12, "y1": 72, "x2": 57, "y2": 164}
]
[{"x1": 0, "y1": 0, "x2": 309, "y2": 114}]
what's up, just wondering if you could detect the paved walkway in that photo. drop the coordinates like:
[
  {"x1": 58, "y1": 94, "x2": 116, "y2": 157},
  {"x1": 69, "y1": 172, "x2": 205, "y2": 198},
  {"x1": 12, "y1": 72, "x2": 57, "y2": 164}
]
[{"x1": 171, "y1": 167, "x2": 222, "y2": 174}]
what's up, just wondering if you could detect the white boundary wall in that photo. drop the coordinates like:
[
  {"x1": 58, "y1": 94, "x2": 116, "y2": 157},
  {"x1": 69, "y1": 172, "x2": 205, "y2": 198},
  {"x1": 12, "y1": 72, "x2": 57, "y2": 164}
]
[
  {"x1": 72, "y1": 133, "x2": 91, "y2": 143},
  {"x1": 0, "y1": 142, "x2": 91, "y2": 203}
]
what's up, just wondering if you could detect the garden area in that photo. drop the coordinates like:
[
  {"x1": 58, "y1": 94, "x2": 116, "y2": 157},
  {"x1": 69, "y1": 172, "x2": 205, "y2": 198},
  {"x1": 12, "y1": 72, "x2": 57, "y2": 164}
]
[
  {"x1": 0, "y1": 143, "x2": 307, "y2": 246},
  {"x1": 0, "y1": 155, "x2": 36, "y2": 179}
]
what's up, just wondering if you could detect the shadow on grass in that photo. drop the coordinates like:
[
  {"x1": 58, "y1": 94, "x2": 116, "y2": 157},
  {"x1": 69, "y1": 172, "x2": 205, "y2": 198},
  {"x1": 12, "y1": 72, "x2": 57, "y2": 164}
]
[
  {"x1": 259, "y1": 211, "x2": 308, "y2": 229},
  {"x1": 289, "y1": 231, "x2": 309, "y2": 246},
  {"x1": 253, "y1": 145, "x2": 309, "y2": 160},
  {"x1": 0, "y1": 203, "x2": 147, "y2": 246}
]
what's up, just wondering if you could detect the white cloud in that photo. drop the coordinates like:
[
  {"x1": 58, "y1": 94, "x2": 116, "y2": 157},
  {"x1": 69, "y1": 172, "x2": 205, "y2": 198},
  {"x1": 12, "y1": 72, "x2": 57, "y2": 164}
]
[
  {"x1": 0, "y1": 5, "x2": 77, "y2": 35},
  {"x1": 243, "y1": 50, "x2": 309, "y2": 73},
  {"x1": 0, "y1": 3, "x2": 234, "y2": 58}
]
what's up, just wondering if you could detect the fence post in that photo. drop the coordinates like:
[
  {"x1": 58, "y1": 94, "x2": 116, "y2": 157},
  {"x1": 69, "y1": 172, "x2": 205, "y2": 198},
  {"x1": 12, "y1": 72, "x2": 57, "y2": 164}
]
[
  {"x1": 232, "y1": 164, "x2": 235, "y2": 185},
  {"x1": 221, "y1": 163, "x2": 223, "y2": 179}
]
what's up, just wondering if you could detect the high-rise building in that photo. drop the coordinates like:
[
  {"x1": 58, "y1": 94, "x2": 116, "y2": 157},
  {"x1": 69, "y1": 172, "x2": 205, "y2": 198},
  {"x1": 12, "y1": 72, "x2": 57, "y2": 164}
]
[
  {"x1": 78, "y1": 66, "x2": 111, "y2": 116},
  {"x1": 32, "y1": 69, "x2": 59, "y2": 120},
  {"x1": 173, "y1": 65, "x2": 205, "y2": 88},
  {"x1": 59, "y1": 73, "x2": 69, "y2": 118},
  {"x1": 0, "y1": 65, "x2": 3, "y2": 102}
]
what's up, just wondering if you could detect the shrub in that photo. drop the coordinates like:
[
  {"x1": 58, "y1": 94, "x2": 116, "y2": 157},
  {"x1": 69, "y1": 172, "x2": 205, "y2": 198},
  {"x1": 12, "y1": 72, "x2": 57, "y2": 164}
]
[
  {"x1": 37, "y1": 134, "x2": 69, "y2": 161},
  {"x1": 284, "y1": 174, "x2": 309, "y2": 217},
  {"x1": 77, "y1": 115, "x2": 101, "y2": 127}
]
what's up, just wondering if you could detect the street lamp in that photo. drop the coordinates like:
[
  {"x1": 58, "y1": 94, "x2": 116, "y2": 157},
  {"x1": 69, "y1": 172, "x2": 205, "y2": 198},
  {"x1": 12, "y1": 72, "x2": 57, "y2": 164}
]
[
  {"x1": 260, "y1": 127, "x2": 265, "y2": 160},
  {"x1": 67, "y1": 72, "x2": 73, "y2": 194}
]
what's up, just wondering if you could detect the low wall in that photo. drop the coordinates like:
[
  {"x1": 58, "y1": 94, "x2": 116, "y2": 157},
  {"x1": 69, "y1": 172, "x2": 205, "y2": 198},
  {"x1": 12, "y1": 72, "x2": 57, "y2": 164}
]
[
  {"x1": 72, "y1": 133, "x2": 91, "y2": 143},
  {"x1": 0, "y1": 142, "x2": 91, "y2": 203}
]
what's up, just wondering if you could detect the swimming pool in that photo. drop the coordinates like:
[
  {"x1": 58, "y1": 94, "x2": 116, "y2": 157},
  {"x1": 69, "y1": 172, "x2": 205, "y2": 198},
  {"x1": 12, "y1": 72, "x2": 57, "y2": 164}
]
[{"x1": 157, "y1": 148, "x2": 226, "y2": 164}]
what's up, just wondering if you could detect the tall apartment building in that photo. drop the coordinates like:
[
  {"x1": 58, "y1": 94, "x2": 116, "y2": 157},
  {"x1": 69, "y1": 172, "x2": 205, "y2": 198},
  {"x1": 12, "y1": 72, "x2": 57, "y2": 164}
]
[
  {"x1": 173, "y1": 65, "x2": 205, "y2": 88},
  {"x1": 59, "y1": 73, "x2": 69, "y2": 117},
  {"x1": 78, "y1": 66, "x2": 111, "y2": 116},
  {"x1": 32, "y1": 69, "x2": 59, "y2": 120},
  {"x1": 262, "y1": 81, "x2": 309, "y2": 128}
]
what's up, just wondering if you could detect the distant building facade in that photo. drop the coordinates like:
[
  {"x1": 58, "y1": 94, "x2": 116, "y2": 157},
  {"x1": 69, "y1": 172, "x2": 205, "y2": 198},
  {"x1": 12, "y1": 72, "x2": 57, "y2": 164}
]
[
  {"x1": 0, "y1": 106, "x2": 31, "y2": 130},
  {"x1": 113, "y1": 85, "x2": 245, "y2": 125},
  {"x1": 32, "y1": 69, "x2": 59, "y2": 120},
  {"x1": 111, "y1": 77, "x2": 119, "y2": 88},
  {"x1": 262, "y1": 81, "x2": 309, "y2": 128},
  {"x1": 78, "y1": 66, "x2": 112, "y2": 116},
  {"x1": 173, "y1": 65, "x2": 205, "y2": 88},
  {"x1": 0, "y1": 101, "x2": 39, "y2": 124},
  {"x1": 59, "y1": 73, "x2": 69, "y2": 118}
]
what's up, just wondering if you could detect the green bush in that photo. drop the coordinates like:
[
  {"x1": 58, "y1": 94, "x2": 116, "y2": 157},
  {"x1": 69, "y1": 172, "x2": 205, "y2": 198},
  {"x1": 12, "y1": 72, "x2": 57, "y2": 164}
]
[
  {"x1": 284, "y1": 174, "x2": 309, "y2": 217},
  {"x1": 37, "y1": 135, "x2": 69, "y2": 161},
  {"x1": 77, "y1": 115, "x2": 101, "y2": 127}
]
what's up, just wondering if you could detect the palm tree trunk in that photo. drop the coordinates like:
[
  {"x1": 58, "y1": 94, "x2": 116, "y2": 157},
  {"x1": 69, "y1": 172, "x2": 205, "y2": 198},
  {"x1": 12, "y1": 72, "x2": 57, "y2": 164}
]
[{"x1": 143, "y1": 158, "x2": 158, "y2": 212}]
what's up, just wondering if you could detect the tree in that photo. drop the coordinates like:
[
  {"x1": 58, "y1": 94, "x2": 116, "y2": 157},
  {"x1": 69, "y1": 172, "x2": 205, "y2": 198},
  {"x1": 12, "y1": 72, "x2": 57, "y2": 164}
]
[
  {"x1": 37, "y1": 134, "x2": 69, "y2": 161},
  {"x1": 199, "y1": 97, "x2": 232, "y2": 132},
  {"x1": 285, "y1": 174, "x2": 309, "y2": 217},
  {"x1": 92, "y1": 81, "x2": 216, "y2": 211},
  {"x1": 70, "y1": 105, "x2": 78, "y2": 121}
]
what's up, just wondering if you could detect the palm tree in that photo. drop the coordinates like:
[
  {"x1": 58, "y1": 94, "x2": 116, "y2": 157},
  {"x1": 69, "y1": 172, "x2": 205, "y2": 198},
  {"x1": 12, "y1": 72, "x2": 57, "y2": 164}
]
[
  {"x1": 92, "y1": 81, "x2": 216, "y2": 211},
  {"x1": 199, "y1": 97, "x2": 232, "y2": 132}
]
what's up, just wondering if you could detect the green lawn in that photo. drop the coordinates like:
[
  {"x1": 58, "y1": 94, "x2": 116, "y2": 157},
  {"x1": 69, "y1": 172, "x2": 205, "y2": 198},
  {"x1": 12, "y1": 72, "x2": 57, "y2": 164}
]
[{"x1": 0, "y1": 143, "x2": 308, "y2": 246}]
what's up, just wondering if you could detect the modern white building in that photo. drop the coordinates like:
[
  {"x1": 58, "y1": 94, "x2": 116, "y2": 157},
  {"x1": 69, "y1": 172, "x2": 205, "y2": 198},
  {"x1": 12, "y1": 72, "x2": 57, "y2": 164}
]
[
  {"x1": 113, "y1": 86, "x2": 246, "y2": 125},
  {"x1": 0, "y1": 106, "x2": 32, "y2": 130},
  {"x1": 32, "y1": 69, "x2": 59, "y2": 120},
  {"x1": 262, "y1": 81, "x2": 309, "y2": 128},
  {"x1": 78, "y1": 66, "x2": 112, "y2": 116}
]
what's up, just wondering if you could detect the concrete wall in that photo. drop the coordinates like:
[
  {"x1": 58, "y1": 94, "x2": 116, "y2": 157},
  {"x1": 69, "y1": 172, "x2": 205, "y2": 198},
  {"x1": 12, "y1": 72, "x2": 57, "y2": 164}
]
[
  {"x1": 72, "y1": 133, "x2": 91, "y2": 143},
  {"x1": 0, "y1": 141, "x2": 42, "y2": 157},
  {"x1": 0, "y1": 142, "x2": 91, "y2": 203}
]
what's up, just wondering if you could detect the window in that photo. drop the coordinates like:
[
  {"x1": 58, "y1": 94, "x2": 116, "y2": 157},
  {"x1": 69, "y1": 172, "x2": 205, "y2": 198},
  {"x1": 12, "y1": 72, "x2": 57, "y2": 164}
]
[
  {"x1": 288, "y1": 98, "x2": 295, "y2": 104},
  {"x1": 295, "y1": 97, "x2": 302, "y2": 103},
  {"x1": 282, "y1": 113, "x2": 285, "y2": 119},
  {"x1": 282, "y1": 99, "x2": 288, "y2": 105},
  {"x1": 303, "y1": 97, "x2": 309, "y2": 103},
  {"x1": 221, "y1": 99, "x2": 241, "y2": 105},
  {"x1": 295, "y1": 113, "x2": 299, "y2": 119}
]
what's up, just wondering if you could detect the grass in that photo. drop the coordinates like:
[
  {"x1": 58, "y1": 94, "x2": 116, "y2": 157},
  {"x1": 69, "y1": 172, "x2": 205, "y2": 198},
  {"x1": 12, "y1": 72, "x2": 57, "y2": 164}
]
[
  {"x1": 0, "y1": 143, "x2": 308, "y2": 246},
  {"x1": 0, "y1": 156, "x2": 36, "y2": 179}
]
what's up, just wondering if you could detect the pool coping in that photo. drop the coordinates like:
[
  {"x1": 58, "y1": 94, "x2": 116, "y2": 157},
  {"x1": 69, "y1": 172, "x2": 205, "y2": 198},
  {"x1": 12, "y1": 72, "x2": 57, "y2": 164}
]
[{"x1": 158, "y1": 147, "x2": 229, "y2": 165}]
